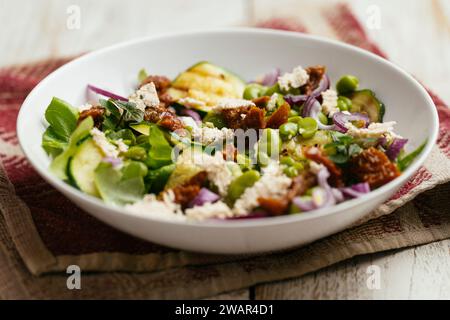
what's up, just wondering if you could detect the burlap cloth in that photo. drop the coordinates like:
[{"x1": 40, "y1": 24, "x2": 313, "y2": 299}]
[{"x1": 0, "y1": 4, "x2": 449, "y2": 299}]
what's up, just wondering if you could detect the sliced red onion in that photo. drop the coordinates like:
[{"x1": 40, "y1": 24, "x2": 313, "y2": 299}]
[
  {"x1": 188, "y1": 188, "x2": 220, "y2": 208},
  {"x1": 284, "y1": 94, "x2": 308, "y2": 106},
  {"x1": 261, "y1": 68, "x2": 281, "y2": 86},
  {"x1": 386, "y1": 138, "x2": 408, "y2": 160},
  {"x1": 102, "y1": 157, "x2": 123, "y2": 169},
  {"x1": 340, "y1": 182, "x2": 370, "y2": 198},
  {"x1": 311, "y1": 73, "x2": 330, "y2": 97},
  {"x1": 87, "y1": 84, "x2": 128, "y2": 102},
  {"x1": 292, "y1": 196, "x2": 316, "y2": 212},
  {"x1": 179, "y1": 107, "x2": 202, "y2": 122},
  {"x1": 284, "y1": 74, "x2": 330, "y2": 106},
  {"x1": 332, "y1": 112, "x2": 370, "y2": 133},
  {"x1": 303, "y1": 96, "x2": 335, "y2": 130}
]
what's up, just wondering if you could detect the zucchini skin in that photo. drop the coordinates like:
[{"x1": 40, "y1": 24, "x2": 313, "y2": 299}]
[{"x1": 347, "y1": 89, "x2": 385, "y2": 122}]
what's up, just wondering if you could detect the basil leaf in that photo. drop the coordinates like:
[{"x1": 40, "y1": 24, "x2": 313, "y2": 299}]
[
  {"x1": 147, "y1": 125, "x2": 173, "y2": 169},
  {"x1": 42, "y1": 126, "x2": 67, "y2": 157},
  {"x1": 113, "y1": 100, "x2": 144, "y2": 123},
  {"x1": 94, "y1": 162, "x2": 145, "y2": 206},
  {"x1": 44, "y1": 97, "x2": 78, "y2": 141}
]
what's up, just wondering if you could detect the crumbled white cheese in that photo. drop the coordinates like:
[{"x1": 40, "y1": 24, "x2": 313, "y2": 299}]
[
  {"x1": 90, "y1": 128, "x2": 120, "y2": 158},
  {"x1": 191, "y1": 126, "x2": 234, "y2": 146},
  {"x1": 321, "y1": 89, "x2": 339, "y2": 117},
  {"x1": 177, "y1": 151, "x2": 234, "y2": 196},
  {"x1": 125, "y1": 190, "x2": 185, "y2": 221},
  {"x1": 345, "y1": 121, "x2": 400, "y2": 139},
  {"x1": 128, "y1": 82, "x2": 160, "y2": 111},
  {"x1": 213, "y1": 98, "x2": 255, "y2": 111},
  {"x1": 78, "y1": 103, "x2": 93, "y2": 112},
  {"x1": 185, "y1": 201, "x2": 233, "y2": 221},
  {"x1": 178, "y1": 97, "x2": 206, "y2": 109},
  {"x1": 278, "y1": 66, "x2": 309, "y2": 91},
  {"x1": 180, "y1": 116, "x2": 199, "y2": 130},
  {"x1": 115, "y1": 139, "x2": 129, "y2": 153},
  {"x1": 233, "y1": 167, "x2": 291, "y2": 216},
  {"x1": 266, "y1": 93, "x2": 279, "y2": 112}
]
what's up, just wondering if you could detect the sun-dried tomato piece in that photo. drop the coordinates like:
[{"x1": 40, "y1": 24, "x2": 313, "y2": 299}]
[
  {"x1": 304, "y1": 146, "x2": 344, "y2": 187},
  {"x1": 350, "y1": 147, "x2": 400, "y2": 188},
  {"x1": 78, "y1": 106, "x2": 105, "y2": 128},
  {"x1": 303, "y1": 65, "x2": 326, "y2": 95},
  {"x1": 252, "y1": 96, "x2": 270, "y2": 108},
  {"x1": 265, "y1": 103, "x2": 290, "y2": 129},
  {"x1": 140, "y1": 75, "x2": 171, "y2": 93},
  {"x1": 144, "y1": 106, "x2": 184, "y2": 131},
  {"x1": 221, "y1": 106, "x2": 266, "y2": 129},
  {"x1": 258, "y1": 172, "x2": 317, "y2": 216},
  {"x1": 171, "y1": 171, "x2": 207, "y2": 209}
]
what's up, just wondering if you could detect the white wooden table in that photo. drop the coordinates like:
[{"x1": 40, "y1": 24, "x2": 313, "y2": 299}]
[{"x1": 1, "y1": 0, "x2": 449, "y2": 299}]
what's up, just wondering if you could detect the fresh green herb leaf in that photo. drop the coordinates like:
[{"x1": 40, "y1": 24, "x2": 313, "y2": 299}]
[
  {"x1": 42, "y1": 126, "x2": 67, "y2": 157},
  {"x1": 44, "y1": 97, "x2": 78, "y2": 141},
  {"x1": 147, "y1": 124, "x2": 173, "y2": 169},
  {"x1": 113, "y1": 100, "x2": 144, "y2": 123},
  {"x1": 145, "y1": 164, "x2": 175, "y2": 193},
  {"x1": 397, "y1": 140, "x2": 427, "y2": 171},
  {"x1": 94, "y1": 162, "x2": 145, "y2": 206},
  {"x1": 107, "y1": 129, "x2": 136, "y2": 145}
]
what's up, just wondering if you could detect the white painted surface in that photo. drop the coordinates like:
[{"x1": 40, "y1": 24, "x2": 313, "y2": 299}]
[{"x1": 1, "y1": 0, "x2": 449, "y2": 299}]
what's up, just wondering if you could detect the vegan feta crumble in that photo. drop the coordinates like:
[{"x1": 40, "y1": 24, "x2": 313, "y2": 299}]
[
  {"x1": 321, "y1": 89, "x2": 339, "y2": 116},
  {"x1": 277, "y1": 66, "x2": 309, "y2": 91},
  {"x1": 129, "y1": 82, "x2": 160, "y2": 111}
]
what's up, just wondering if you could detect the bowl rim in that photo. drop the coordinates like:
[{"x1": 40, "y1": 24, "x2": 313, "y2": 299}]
[{"x1": 17, "y1": 27, "x2": 439, "y2": 229}]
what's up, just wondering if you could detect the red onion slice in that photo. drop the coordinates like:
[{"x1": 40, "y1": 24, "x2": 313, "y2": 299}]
[
  {"x1": 332, "y1": 112, "x2": 370, "y2": 133},
  {"x1": 87, "y1": 84, "x2": 128, "y2": 102},
  {"x1": 261, "y1": 68, "x2": 281, "y2": 86},
  {"x1": 340, "y1": 182, "x2": 370, "y2": 198},
  {"x1": 179, "y1": 107, "x2": 202, "y2": 123},
  {"x1": 303, "y1": 96, "x2": 335, "y2": 130},
  {"x1": 188, "y1": 188, "x2": 220, "y2": 208},
  {"x1": 284, "y1": 74, "x2": 330, "y2": 106},
  {"x1": 385, "y1": 138, "x2": 408, "y2": 160}
]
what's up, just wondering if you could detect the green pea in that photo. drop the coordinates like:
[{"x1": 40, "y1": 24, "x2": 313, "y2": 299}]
[
  {"x1": 288, "y1": 109, "x2": 299, "y2": 117},
  {"x1": 243, "y1": 83, "x2": 266, "y2": 100},
  {"x1": 297, "y1": 117, "x2": 318, "y2": 139},
  {"x1": 292, "y1": 162, "x2": 304, "y2": 171},
  {"x1": 317, "y1": 112, "x2": 328, "y2": 125},
  {"x1": 227, "y1": 170, "x2": 261, "y2": 204},
  {"x1": 336, "y1": 75, "x2": 359, "y2": 95},
  {"x1": 337, "y1": 96, "x2": 352, "y2": 111},
  {"x1": 264, "y1": 83, "x2": 281, "y2": 96},
  {"x1": 280, "y1": 156, "x2": 295, "y2": 166},
  {"x1": 124, "y1": 146, "x2": 148, "y2": 161},
  {"x1": 288, "y1": 116, "x2": 302, "y2": 124},
  {"x1": 283, "y1": 166, "x2": 298, "y2": 177},
  {"x1": 279, "y1": 122, "x2": 299, "y2": 141}
]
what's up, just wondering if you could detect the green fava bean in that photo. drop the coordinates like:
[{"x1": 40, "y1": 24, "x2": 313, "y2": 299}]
[
  {"x1": 283, "y1": 166, "x2": 298, "y2": 178},
  {"x1": 336, "y1": 75, "x2": 359, "y2": 95},
  {"x1": 317, "y1": 112, "x2": 328, "y2": 125},
  {"x1": 298, "y1": 117, "x2": 318, "y2": 139},
  {"x1": 288, "y1": 116, "x2": 302, "y2": 124},
  {"x1": 125, "y1": 146, "x2": 148, "y2": 161},
  {"x1": 288, "y1": 109, "x2": 299, "y2": 117},
  {"x1": 280, "y1": 156, "x2": 295, "y2": 166},
  {"x1": 337, "y1": 96, "x2": 352, "y2": 111},
  {"x1": 279, "y1": 122, "x2": 298, "y2": 140},
  {"x1": 227, "y1": 170, "x2": 260, "y2": 203},
  {"x1": 243, "y1": 83, "x2": 266, "y2": 100}
]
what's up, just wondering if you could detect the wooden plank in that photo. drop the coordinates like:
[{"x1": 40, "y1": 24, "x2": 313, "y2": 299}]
[
  {"x1": 205, "y1": 289, "x2": 249, "y2": 300},
  {"x1": 255, "y1": 240, "x2": 450, "y2": 299}
]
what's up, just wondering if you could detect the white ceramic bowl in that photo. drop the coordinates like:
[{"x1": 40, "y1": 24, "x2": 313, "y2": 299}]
[{"x1": 17, "y1": 28, "x2": 438, "y2": 254}]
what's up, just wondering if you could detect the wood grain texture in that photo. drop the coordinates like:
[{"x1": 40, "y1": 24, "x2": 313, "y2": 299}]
[{"x1": 0, "y1": 0, "x2": 449, "y2": 300}]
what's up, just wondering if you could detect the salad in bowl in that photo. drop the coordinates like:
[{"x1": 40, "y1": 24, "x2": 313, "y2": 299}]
[{"x1": 41, "y1": 62, "x2": 424, "y2": 222}]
